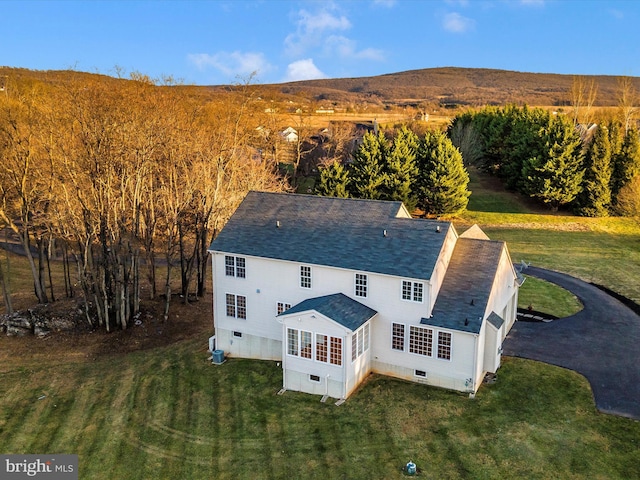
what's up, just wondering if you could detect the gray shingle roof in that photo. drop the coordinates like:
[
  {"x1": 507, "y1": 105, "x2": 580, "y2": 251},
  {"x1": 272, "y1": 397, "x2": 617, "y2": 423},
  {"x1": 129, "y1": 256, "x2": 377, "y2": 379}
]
[
  {"x1": 209, "y1": 191, "x2": 451, "y2": 280},
  {"x1": 487, "y1": 312, "x2": 504, "y2": 329},
  {"x1": 421, "y1": 238, "x2": 505, "y2": 334},
  {"x1": 279, "y1": 293, "x2": 377, "y2": 331}
]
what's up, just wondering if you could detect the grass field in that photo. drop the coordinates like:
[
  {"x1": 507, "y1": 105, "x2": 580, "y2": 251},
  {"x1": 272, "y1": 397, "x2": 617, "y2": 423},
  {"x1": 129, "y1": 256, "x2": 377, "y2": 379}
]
[
  {"x1": 1, "y1": 167, "x2": 639, "y2": 479},
  {"x1": 461, "y1": 167, "x2": 640, "y2": 305},
  {"x1": 1, "y1": 337, "x2": 638, "y2": 480}
]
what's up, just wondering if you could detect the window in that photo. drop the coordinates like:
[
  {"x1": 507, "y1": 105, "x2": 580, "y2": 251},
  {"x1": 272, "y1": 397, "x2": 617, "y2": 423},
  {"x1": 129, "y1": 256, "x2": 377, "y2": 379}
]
[
  {"x1": 355, "y1": 273, "x2": 367, "y2": 297},
  {"x1": 437, "y1": 332, "x2": 452, "y2": 360},
  {"x1": 330, "y1": 337, "x2": 342, "y2": 365},
  {"x1": 226, "y1": 294, "x2": 247, "y2": 319},
  {"x1": 309, "y1": 374, "x2": 321, "y2": 383},
  {"x1": 351, "y1": 325, "x2": 371, "y2": 363},
  {"x1": 316, "y1": 334, "x2": 327, "y2": 363},
  {"x1": 301, "y1": 331, "x2": 312, "y2": 359},
  {"x1": 392, "y1": 323, "x2": 405, "y2": 351},
  {"x1": 287, "y1": 329, "x2": 313, "y2": 359},
  {"x1": 277, "y1": 302, "x2": 291, "y2": 315},
  {"x1": 413, "y1": 282, "x2": 423, "y2": 302},
  {"x1": 287, "y1": 328, "x2": 299, "y2": 356},
  {"x1": 300, "y1": 265, "x2": 312, "y2": 289},
  {"x1": 402, "y1": 280, "x2": 424, "y2": 302},
  {"x1": 415, "y1": 370, "x2": 427, "y2": 378},
  {"x1": 352, "y1": 334, "x2": 358, "y2": 362},
  {"x1": 364, "y1": 323, "x2": 370, "y2": 352},
  {"x1": 225, "y1": 256, "x2": 246, "y2": 278},
  {"x1": 236, "y1": 296, "x2": 246, "y2": 319},
  {"x1": 409, "y1": 326, "x2": 433, "y2": 356},
  {"x1": 233, "y1": 331, "x2": 243, "y2": 338}
]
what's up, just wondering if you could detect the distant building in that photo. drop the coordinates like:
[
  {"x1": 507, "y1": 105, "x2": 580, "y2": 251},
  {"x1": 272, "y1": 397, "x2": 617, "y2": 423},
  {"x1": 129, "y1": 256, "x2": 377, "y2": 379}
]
[{"x1": 281, "y1": 127, "x2": 298, "y2": 143}]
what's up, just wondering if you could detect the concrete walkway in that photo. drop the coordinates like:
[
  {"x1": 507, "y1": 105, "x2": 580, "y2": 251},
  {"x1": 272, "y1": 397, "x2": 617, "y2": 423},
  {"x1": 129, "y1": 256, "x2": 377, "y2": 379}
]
[{"x1": 503, "y1": 266, "x2": 640, "y2": 420}]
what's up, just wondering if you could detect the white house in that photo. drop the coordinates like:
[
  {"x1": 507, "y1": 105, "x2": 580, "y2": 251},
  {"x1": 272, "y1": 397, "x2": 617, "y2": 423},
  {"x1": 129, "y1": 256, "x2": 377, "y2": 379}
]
[
  {"x1": 208, "y1": 191, "x2": 520, "y2": 400},
  {"x1": 280, "y1": 127, "x2": 298, "y2": 143}
]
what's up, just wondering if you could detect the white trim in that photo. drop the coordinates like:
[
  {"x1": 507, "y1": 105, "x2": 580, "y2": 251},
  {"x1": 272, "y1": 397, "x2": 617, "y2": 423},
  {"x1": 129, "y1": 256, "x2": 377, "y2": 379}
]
[
  {"x1": 401, "y1": 280, "x2": 424, "y2": 303},
  {"x1": 300, "y1": 265, "x2": 312, "y2": 289},
  {"x1": 408, "y1": 325, "x2": 433, "y2": 357},
  {"x1": 436, "y1": 331, "x2": 453, "y2": 361},
  {"x1": 354, "y1": 272, "x2": 368, "y2": 298},
  {"x1": 391, "y1": 322, "x2": 406, "y2": 351}
]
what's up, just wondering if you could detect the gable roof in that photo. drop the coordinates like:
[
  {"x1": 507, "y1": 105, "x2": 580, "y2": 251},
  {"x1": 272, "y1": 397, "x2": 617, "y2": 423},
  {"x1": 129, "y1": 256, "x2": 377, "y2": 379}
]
[
  {"x1": 460, "y1": 224, "x2": 490, "y2": 240},
  {"x1": 421, "y1": 237, "x2": 505, "y2": 334},
  {"x1": 209, "y1": 191, "x2": 452, "y2": 280},
  {"x1": 279, "y1": 293, "x2": 377, "y2": 331}
]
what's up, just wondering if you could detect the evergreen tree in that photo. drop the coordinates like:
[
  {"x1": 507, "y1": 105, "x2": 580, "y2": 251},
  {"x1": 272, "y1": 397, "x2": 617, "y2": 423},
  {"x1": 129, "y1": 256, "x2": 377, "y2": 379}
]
[
  {"x1": 522, "y1": 115, "x2": 585, "y2": 211},
  {"x1": 415, "y1": 130, "x2": 470, "y2": 216},
  {"x1": 501, "y1": 106, "x2": 549, "y2": 192},
  {"x1": 575, "y1": 124, "x2": 612, "y2": 216},
  {"x1": 348, "y1": 131, "x2": 388, "y2": 199},
  {"x1": 315, "y1": 161, "x2": 350, "y2": 198},
  {"x1": 611, "y1": 128, "x2": 640, "y2": 204},
  {"x1": 383, "y1": 126, "x2": 419, "y2": 209}
]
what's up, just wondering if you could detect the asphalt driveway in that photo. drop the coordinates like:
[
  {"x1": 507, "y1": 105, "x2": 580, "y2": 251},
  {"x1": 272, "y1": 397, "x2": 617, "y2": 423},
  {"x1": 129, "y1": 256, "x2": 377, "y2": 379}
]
[{"x1": 503, "y1": 266, "x2": 640, "y2": 420}]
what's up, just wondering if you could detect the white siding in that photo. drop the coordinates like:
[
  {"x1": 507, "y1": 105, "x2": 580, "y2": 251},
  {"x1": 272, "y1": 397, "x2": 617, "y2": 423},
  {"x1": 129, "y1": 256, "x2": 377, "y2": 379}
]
[
  {"x1": 211, "y1": 234, "x2": 517, "y2": 395},
  {"x1": 280, "y1": 311, "x2": 349, "y2": 398},
  {"x1": 212, "y1": 251, "x2": 434, "y2": 354},
  {"x1": 483, "y1": 246, "x2": 519, "y2": 336},
  {"x1": 483, "y1": 322, "x2": 502, "y2": 374}
]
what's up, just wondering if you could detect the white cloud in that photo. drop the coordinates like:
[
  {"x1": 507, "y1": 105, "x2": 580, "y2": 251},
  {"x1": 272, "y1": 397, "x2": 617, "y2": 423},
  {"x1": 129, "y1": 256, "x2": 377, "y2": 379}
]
[
  {"x1": 285, "y1": 7, "x2": 351, "y2": 57},
  {"x1": 373, "y1": 0, "x2": 397, "y2": 7},
  {"x1": 324, "y1": 35, "x2": 385, "y2": 61},
  {"x1": 283, "y1": 59, "x2": 327, "y2": 82},
  {"x1": 609, "y1": 8, "x2": 624, "y2": 20},
  {"x1": 442, "y1": 12, "x2": 475, "y2": 33},
  {"x1": 187, "y1": 51, "x2": 273, "y2": 79}
]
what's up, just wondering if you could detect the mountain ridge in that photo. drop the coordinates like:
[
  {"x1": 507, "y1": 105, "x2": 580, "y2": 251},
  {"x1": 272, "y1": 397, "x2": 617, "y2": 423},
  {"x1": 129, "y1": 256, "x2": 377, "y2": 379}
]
[{"x1": 272, "y1": 66, "x2": 640, "y2": 107}]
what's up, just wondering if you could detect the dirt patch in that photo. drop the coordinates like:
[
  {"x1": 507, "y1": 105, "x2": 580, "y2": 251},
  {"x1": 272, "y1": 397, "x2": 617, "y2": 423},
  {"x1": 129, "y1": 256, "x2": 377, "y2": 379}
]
[{"x1": 0, "y1": 293, "x2": 213, "y2": 370}]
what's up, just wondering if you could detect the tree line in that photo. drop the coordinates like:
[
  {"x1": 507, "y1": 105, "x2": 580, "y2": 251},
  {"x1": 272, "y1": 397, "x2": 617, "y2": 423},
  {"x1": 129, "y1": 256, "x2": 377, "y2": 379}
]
[
  {"x1": 315, "y1": 127, "x2": 471, "y2": 216},
  {"x1": 0, "y1": 74, "x2": 285, "y2": 329},
  {"x1": 449, "y1": 105, "x2": 640, "y2": 215}
]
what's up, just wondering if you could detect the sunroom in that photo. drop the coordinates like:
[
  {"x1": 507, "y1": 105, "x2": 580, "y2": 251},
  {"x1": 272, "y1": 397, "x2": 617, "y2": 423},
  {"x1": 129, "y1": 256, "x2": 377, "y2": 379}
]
[{"x1": 276, "y1": 293, "x2": 377, "y2": 400}]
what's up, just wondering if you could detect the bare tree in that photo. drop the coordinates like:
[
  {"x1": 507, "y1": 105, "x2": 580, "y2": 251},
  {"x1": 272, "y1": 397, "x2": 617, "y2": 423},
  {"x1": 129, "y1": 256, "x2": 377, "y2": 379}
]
[
  {"x1": 0, "y1": 78, "x2": 51, "y2": 304},
  {"x1": 617, "y1": 76, "x2": 638, "y2": 134},
  {"x1": 571, "y1": 76, "x2": 598, "y2": 126}
]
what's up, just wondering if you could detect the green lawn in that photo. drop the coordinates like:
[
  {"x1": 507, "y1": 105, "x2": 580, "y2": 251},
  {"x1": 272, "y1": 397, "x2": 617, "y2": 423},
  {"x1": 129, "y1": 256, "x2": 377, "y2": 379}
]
[
  {"x1": 518, "y1": 275, "x2": 583, "y2": 318},
  {"x1": 461, "y1": 167, "x2": 640, "y2": 305},
  {"x1": 0, "y1": 338, "x2": 638, "y2": 480},
  {"x1": 1, "y1": 168, "x2": 639, "y2": 479}
]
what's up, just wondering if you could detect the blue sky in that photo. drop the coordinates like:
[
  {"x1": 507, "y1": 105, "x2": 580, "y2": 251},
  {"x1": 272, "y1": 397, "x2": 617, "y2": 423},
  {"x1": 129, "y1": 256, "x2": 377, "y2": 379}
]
[{"x1": 3, "y1": 1, "x2": 639, "y2": 85}]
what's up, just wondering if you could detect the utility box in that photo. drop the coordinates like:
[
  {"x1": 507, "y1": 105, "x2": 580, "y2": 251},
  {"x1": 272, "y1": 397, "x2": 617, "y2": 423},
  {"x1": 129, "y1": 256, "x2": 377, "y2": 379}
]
[{"x1": 212, "y1": 350, "x2": 225, "y2": 365}]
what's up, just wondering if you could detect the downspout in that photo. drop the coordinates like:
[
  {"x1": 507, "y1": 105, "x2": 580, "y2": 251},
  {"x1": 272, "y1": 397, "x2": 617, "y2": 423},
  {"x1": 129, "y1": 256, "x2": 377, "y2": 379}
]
[
  {"x1": 281, "y1": 321, "x2": 287, "y2": 390},
  {"x1": 471, "y1": 332, "x2": 478, "y2": 393},
  {"x1": 211, "y1": 253, "x2": 217, "y2": 335},
  {"x1": 342, "y1": 333, "x2": 347, "y2": 399}
]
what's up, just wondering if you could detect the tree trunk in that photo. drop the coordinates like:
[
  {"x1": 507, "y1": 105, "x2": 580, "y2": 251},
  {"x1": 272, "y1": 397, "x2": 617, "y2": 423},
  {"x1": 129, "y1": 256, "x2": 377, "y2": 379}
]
[
  {"x1": 0, "y1": 256, "x2": 13, "y2": 315},
  {"x1": 20, "y1": 231, "x2": 48, "y2": 304}
]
